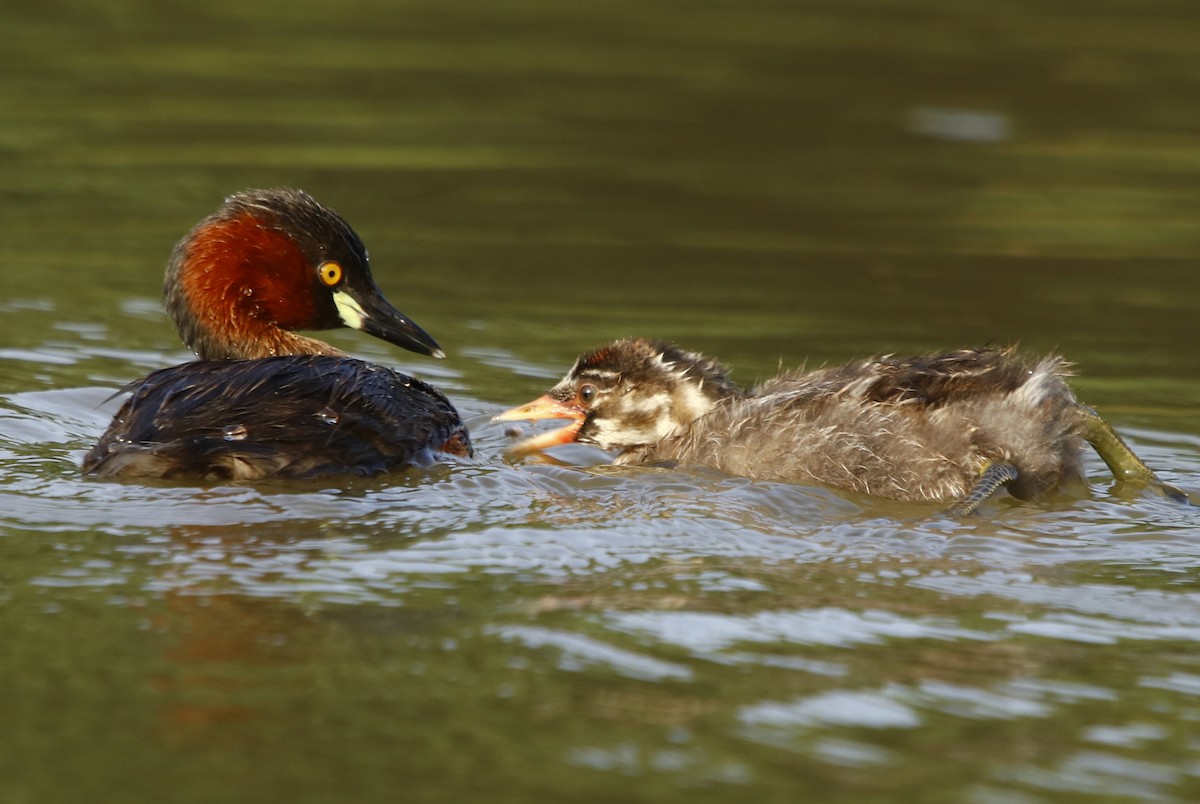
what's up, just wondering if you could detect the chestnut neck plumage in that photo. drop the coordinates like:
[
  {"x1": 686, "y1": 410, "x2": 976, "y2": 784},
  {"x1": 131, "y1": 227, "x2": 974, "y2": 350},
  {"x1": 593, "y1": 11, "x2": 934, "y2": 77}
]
[{"x1": 162, "y1": 189, "x2": 369, "y2": 360}]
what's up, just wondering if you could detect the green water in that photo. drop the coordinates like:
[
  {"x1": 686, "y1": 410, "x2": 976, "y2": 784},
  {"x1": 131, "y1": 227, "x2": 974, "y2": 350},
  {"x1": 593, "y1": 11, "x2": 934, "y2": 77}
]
[{"x1": 3, "y1": 1, "x2": 1200, "y2": 801}]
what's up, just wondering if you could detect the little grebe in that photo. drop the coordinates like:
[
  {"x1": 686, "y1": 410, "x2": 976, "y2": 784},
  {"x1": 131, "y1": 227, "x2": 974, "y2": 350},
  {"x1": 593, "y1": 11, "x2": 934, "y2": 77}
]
[
  {"x1": 495, "y1": 338, "x2": 1185, "y2": 514},
  {"x1": 83, "y1": 188, "x2": 470, "y2": 480}
]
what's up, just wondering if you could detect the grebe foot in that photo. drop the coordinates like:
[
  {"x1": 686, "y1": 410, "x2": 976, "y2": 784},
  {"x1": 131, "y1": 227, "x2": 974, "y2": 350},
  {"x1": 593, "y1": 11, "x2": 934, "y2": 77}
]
[
  {"x1": 1078, "y1": 406, "x2": 1191, "y2": 504},
  {"x1": 948, "y1": 461, "x2": 1019, "y2": 517}
]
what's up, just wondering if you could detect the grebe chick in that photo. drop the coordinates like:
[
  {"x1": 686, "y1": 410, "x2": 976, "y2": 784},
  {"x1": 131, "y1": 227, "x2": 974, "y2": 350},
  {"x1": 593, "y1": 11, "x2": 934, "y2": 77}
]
[
  {"x1": 495, "y1": 338, "x2": 1186, "y2": 514},
  {"x1": 84, "y1": 188, "x2": 471, "y2": 480}
]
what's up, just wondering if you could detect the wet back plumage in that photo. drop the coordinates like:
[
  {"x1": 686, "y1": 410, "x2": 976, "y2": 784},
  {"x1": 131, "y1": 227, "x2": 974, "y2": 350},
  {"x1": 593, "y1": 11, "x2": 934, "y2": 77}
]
[{"x1": 84, "y1": 355, "x2": 470, "y2": 480}]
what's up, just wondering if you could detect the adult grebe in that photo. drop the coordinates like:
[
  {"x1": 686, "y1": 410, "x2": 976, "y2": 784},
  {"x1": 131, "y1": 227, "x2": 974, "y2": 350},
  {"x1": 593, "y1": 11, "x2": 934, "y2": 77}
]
[
  {"x1": 495, "y1": 338, "x2": 1186, "y2": 514},
  {"x1": 83, "y1": 188, "x2": 470, "y2": 480}
]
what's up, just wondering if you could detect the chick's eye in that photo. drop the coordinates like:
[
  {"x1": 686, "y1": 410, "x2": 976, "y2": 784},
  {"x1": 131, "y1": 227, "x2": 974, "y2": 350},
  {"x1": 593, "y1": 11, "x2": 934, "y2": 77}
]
[
  {"x1": 318, "y1": 261, "x2": 343, "y2": 287},
  {"x1": 577, "y1": 384, "x2": 598, "y2": 406}
]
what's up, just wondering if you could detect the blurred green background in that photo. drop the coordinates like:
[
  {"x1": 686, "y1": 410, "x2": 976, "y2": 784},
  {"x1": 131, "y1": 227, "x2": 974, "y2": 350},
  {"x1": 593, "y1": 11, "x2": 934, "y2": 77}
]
[{"x1": 4, "y1": 0, "x2": 1200, "y2": 395}]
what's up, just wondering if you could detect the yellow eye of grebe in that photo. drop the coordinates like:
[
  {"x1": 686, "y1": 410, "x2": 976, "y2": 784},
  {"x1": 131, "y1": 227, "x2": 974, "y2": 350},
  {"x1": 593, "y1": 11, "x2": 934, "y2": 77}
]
[{"x1": 318, "y1": 261, "x2": 343, "y2": 287}]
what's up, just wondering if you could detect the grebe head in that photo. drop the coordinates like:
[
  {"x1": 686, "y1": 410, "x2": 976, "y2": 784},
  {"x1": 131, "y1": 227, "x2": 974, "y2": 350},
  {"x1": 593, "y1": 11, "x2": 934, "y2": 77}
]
[
  {"x1": 494, "y1": 338, "x2": 743, "y2": 454},
  {"x1": 163, "y1": 188, "x2": 443, "y2": 360}
]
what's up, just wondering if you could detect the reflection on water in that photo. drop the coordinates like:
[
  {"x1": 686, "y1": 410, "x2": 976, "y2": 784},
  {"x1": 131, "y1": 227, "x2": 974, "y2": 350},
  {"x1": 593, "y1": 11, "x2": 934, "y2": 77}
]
[
  {"x1": 4, "y1": 370, "x2": 1200, "y2": 800},
  {"x1": 5, "y1": 0, "x2": 1200, "y2": 801}
]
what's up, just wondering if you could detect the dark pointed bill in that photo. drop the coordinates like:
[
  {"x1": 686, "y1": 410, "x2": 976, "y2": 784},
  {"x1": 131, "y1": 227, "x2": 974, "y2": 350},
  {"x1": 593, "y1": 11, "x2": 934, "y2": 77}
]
[{"x1": 334, "y1": 288, "x2": 445, "y2": 358}]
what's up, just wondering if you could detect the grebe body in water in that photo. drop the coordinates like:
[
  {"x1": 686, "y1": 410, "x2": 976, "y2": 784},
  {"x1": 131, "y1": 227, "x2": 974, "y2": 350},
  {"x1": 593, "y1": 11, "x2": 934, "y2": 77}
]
[
  {"x1": 84, "y1": 188, "x2": 470, "y2": 481},
  {"x1": 496, "y1": 339, "x2": 1185, "y2": 515}
]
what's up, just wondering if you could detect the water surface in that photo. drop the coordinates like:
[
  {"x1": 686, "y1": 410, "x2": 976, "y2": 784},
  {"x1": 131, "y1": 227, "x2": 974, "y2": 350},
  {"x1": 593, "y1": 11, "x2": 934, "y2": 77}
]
[{"x1": 3, "y1": 1, "x2": 1200, "y2": 802}]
